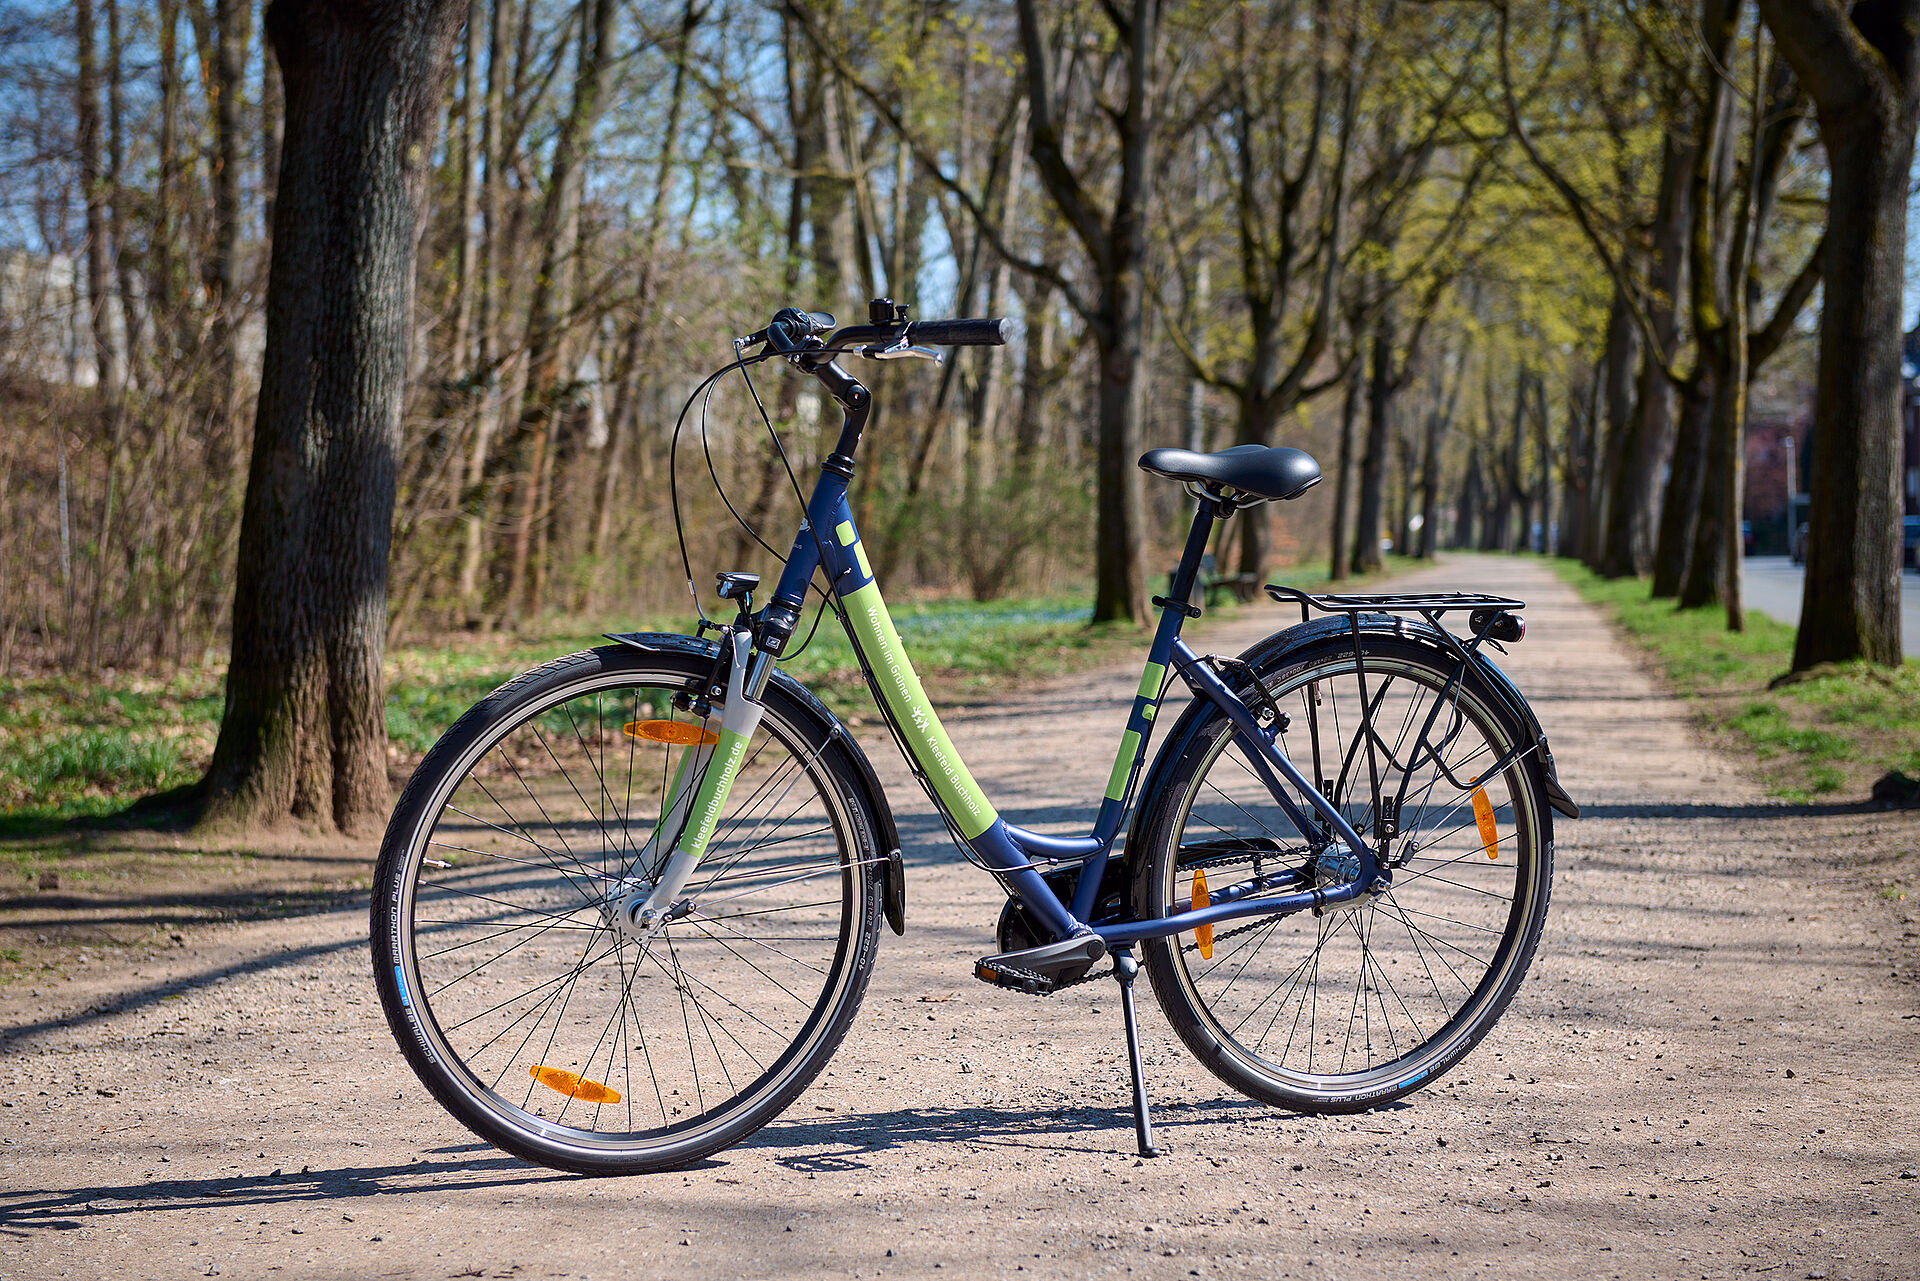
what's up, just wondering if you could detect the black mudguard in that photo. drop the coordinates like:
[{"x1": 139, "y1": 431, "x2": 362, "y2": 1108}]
[
  {"x1": 605, "y1": 632, "x2": 907, "y2": 935},
  {"x1": 1124, "y1": 613, "x2": 1578, "y2": 867}
]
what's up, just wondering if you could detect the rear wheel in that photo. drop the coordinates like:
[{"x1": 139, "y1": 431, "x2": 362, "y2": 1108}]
[
  {"x1": 372, "y1": 646, "x2": 885, "y2": 1174},
  {"x1": 1133, "y1": 635, "x2": 1552, "y2": 1112}
]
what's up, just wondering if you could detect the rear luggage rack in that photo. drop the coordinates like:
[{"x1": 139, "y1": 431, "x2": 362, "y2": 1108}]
[
  {"x1": 1265, "y1": 586, "x2": 1526, "y2": 616},
  {"x1": 1264, "y1": 586, "x2": 1527, "y2": 646}
]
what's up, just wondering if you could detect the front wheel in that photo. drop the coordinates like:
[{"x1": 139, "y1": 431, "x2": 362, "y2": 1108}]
[
  {"x1": 1133, "y1": 634, "x2": 1553, "y2": 1113},
  {"x1": 372, "y1": 646, "x2": 886, "y2": 1174}
]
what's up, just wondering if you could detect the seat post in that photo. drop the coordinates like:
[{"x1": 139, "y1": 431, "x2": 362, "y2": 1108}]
[{"x1": 1165, "y1": 496, "x2": 1225, "y2": 608}]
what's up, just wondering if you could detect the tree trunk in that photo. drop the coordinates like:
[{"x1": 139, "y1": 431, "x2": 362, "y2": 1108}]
[
  {"x1": 1328, "y1": 357, "x2": 1362, "y2": 580},
  {"x1": 1091, "y1": 295, "x2": 1148, "y2": 623},
  {"x1": 1758, "y1": 0, "x2": 1918, "y2": 669},
  {"x1": 76, "y1": 0, "x2": 116, "y2": 389},
  {"x1": 208, "y1": 0, "x2": 250, "y2": 432},
  {"x1": 1652, "y1": 373, "x2": 1715, "y2": 596},
  {"x1": 1350, "y1": 306, "x2": 1395, "y2": 575},
  {"x1": 455, "y1": 0, "x2": 512, "y2": 617},
  {"x1": 1016, "y1": 0, "x2": 1157, "y2": 624},
  {"x1": 505, "y1": 0, "x2": 618, "y2": 621},
  {"x1": 1587, "y1": 279, "x2": 1638, "y2": 569},
  {"x1": 197, "y1": 0, "x2": 465, "y2": 834},
  {"x1": 1418, "y1": 392, "x2": 1450, "y2": 558},
  {"x1": 1509, "y1": 366, "x2": 1531, "y2": 552},
  {"x1": 1557, "y1": 376, "x2": 1592, "y2": 557},
  {"x1": 1602, "y1": 130, "x2": 1692, "y2": 576},
  {"x1": 1455, "y1": 445, "x2": 1482, "y2": 551}
]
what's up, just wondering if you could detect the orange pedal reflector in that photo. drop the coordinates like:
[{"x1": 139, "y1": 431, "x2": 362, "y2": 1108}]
[
  {"x1": 530, "y1": 1065, "x2": 621, "y2": 1104},
  {"x1": 623, "y1": 719, "x2": 717, "y2": 746},
  {"x1": 1192, "y1": 866, "x2": 1214, "y2": 960},
  {"x1": 1471, "y1": 785, "x2": 1499, "y2": 859}
]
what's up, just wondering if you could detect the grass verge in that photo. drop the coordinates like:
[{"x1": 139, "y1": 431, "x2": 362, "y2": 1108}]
[
  {"x1": 4, "y1": 556, "x2": 1427, "y2": 835},
  {"x1": 1551, "y1": 559, "x2": 1920, "y2": 804}
]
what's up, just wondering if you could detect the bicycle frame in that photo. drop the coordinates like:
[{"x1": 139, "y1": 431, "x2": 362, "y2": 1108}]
[{"x1": 720, "y1": 355, "x2": 1383, "y2": 949}]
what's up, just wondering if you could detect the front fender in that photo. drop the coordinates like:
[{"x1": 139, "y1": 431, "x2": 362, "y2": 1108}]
[{"x1": 604, "y1": 631, "x2": 908, "y2": 934}]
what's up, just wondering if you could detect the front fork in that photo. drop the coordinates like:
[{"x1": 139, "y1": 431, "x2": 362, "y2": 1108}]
[{"x1": 617, "y1": 627, "x2": 769, "y2": 932}]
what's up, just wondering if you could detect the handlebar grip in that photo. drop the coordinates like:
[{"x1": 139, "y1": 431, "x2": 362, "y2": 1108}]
[{"x1": 905, "y1": 317, "x2": 1011, "y2": 347}]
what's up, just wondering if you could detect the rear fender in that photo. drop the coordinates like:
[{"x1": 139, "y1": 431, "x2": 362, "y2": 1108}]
[
  {"x1": 1123, "y1": 613, "x2": 1575, "y2": 868},
  {"x1": 605, "y1": 632, "x2": 907, "y2": 933}
]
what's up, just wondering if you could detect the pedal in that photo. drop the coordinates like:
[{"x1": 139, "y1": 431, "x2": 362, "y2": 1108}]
[
  {"x1": 974, "y1": 959, "x2": 1057, "y2": 996},
  {"x1": 974, "y1": 932, "x2": 1107, "y2": 995}
]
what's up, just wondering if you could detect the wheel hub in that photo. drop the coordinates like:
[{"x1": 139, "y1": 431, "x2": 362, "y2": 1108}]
[{"x1": 602, "y1": 878, "x2": 676, "y2": 941}]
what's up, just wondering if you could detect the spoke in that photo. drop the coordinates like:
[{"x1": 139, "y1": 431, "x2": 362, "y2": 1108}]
[
  {"x1": 685, "y1": 911, "x2": 830, "y2": 978},
  {"x1": 692, "y1": 856, "x2": 876, "y2": 911},
  {"x1": 676, "y1": 917, "x2": 820, "y2": 1002},
  {"x1": 428, "y1": 833, "x2": 620, "y2": 884},
  {"x1": 416, "y1": 915, "x2": 600, "y2": 964},
  {"x1": 415, "y1": 878, "x2": 595, "y2": 927},
  {"x1": 529, "y1": 718, "x2": 619, "y2": 866},
  {"x1": 472, "y1": 761, "x2": 602, "y2": 908}
]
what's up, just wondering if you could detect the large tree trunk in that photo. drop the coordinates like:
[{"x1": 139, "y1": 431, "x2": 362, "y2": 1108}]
[
  {"x1": 197, "y1": 0, "x2": 465, "y2": 834},
  {"x1": 1759, "y1": 0, "x2": 1918, "y2": 669}
]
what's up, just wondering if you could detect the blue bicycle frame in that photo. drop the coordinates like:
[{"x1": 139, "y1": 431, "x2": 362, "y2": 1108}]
[{"x1": 746, "y1": 352, "x2": 1382, "y2": 950}]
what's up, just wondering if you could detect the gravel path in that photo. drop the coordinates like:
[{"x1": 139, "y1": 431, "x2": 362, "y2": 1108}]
[{"x1": 4, "y1": 556, "x2": 1917, "y2": 1281}]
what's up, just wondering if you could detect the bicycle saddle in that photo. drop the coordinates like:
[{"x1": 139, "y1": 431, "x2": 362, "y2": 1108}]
[{"x1": 1137, "y1": 444, "x2": 1322, "y2": 502}]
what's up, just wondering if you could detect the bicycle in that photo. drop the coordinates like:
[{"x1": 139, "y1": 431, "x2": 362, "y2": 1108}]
[{"x1": 371, "y1": 300, "x2": 1581, "y2": 1175}]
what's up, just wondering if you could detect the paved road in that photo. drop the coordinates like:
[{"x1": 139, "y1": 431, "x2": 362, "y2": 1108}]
[
  {"x1": 4, "y1": 558, "x2": 1917, "y2": 1280},
  {"x1": 1743, "y1": 556, "x2": 1920, "y2": 657}
]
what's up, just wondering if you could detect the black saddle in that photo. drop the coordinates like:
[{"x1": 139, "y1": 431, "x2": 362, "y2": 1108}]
[{"x1": 1138, "y1": 444, "x2": 1321, "y2": 502}]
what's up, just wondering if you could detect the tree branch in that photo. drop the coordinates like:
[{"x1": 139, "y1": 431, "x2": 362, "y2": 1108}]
[{"x1": 780, "y1": 0, "x2": 1093, "y2": 320}]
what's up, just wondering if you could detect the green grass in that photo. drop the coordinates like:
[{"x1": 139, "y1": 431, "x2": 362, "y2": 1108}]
[
  {"x1": 2, "y1": 557, "x2": 1431, "y2": 833},
  {"x1": 1552, "y1": 559, "x2": 1920, "y2": 802},
  {"x1": 0, "y1": 589, "x2": 1167, "y2": 829}
]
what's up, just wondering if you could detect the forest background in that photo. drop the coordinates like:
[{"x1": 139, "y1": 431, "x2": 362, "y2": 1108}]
[{"x1": 0, "y1": 0, "x2": 1913, "y2": 834}]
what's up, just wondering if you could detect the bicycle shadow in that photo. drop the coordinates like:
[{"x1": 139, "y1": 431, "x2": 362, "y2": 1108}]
[{"x1": 737, "y1": 1096, "x2": 1377, "y2": 1170}]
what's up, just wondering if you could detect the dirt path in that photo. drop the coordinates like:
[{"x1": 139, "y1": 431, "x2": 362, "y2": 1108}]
[{"x1": 4, "y1": 557, "x2": 1917, "y2": 1281}]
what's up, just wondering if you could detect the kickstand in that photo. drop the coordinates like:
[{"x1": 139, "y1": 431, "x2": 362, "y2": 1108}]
[{"x1": 1111, "y1": 947, "x2": 1161, "y2": 1158}]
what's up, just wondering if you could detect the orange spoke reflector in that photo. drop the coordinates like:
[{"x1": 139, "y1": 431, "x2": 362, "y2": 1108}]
[
  {"x1": 623, "y1": 719, "x2": 717, "y2": 746},
  {"x1": 529, "y1": 1065, "x2": 621, "y2": 1105},
  {"x1": 1471, "y1": 784, "x2": 1499, "y2": 860},
  {"x1": 1192, "y1": 866, "x2": 1213, "y2": 960}
]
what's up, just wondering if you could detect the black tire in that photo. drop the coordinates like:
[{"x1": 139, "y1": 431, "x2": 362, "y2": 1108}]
[
  {"x1": 1132, "y1": 633, "x2": 1552, "y2": 1113},
  {"x1": 372, "y1": 646, "x2": 885, "y2": 1174}
]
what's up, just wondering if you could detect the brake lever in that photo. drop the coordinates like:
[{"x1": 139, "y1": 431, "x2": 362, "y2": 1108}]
[{"x1": 864, "y1": 339, "x2": 943, "y2": 364}]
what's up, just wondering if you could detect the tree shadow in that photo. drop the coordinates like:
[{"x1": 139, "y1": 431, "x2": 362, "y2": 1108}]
[
  {"x1": 1571, "y1": 799, "x2": 1896, "y2": 820},
  {"x1": 0, "y1": 922, "x2": 370, "y2": 1053},
  {"x1": 0, "y1": 1152, "x2": 585, "y2": 1239}
]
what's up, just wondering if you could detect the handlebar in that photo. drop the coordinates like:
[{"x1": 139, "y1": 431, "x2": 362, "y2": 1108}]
[
  {"x1": 741, "y1": 306, "x2": 1010, "y2": 359},
  {"x1": 899, "y1": 317, "x2": 1011, "y2": 347}
]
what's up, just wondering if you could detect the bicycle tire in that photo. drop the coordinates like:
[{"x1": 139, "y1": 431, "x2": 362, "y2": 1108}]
[
  {"x1": 372, "y1": 645, "x2": 885, "y2": 1174},
  {"x1": 1132, "y1": 632, "x2": 1552, "y2": 1112}
]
